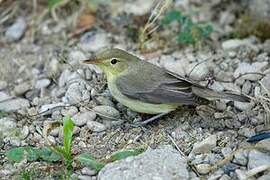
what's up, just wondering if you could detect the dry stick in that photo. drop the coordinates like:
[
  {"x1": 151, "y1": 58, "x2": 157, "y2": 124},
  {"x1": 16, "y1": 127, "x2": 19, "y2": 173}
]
[{"x1": 167, "y1": 134, "x2": 200, "y2": 177}]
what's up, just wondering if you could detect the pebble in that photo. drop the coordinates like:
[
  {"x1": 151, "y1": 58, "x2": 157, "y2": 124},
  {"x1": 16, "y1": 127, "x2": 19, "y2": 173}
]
[
  {"x1": 5, "y1": 17, "x2": 27, "y2": 42},
  {"x1": 14, "y1": 82, "x2": 31, "y2": 95},
  {"x1": 222, "y1": 39, "x2": 251, "y2": 50},
  {"x1": 196, "y1": 164, "x2": 211, "y2": 175},
  {"x1": 234, "y1": 62, "x2": 268, "y2": 81},
  {"x1": 87, "y1": 120, "x2": 106, "y2": 132},
  {"x1": 191, "y1": 135, "x2": 217, "y2": 154},
  {"x1": 64, "y1": 82, "x2": 90, "y2": 104},
  {"x1": 238, "y1": 127, "x2": 256, "y2": 138},
  {"x1": 248, "y1": 150, "x2": 270, "y2": 169},
  {"x1": 255, "y1": 139, "x2": 270, "y2": 152},
  {"x1": 241, "y1": 81, "x2": 252, "y2": 95},
  {"x1": 78, "y1": 175, "x2": 93, "y2": 180},
  {"x1": 0, "y1": 98, "x2": 30, "y2": 112},
  {"x1": 234, "y1": 101, "x2": 255, "y2": 111},
  {"x1": 79, "y1": 31, "x2": 110, "y2": 52},
  {"x1": 21, "y1": 126, "x2": 30, "y2": 139},
  {"x1": 81, "y1": 167, "x2": 97, "y2": 176},
  {"x1": 0, "y1": 81, "x2": 7, "y2": 90},
  {"x1": 187, "y1": 62, "x2": 210, "y2": 80},
  {"x1": 61, "y1": 106, "x2": 79, "y2": 116},
  {"x1": 35, "y1": 79, "x2": 51, "y2": 89},
  {"x1": 72, "y1": 111, "x2": 96, "y2": 126},
  {"x1": 98, "y1": 145, "x2": 189, "y2": 180},
  {"x1": 93, "y1": 105, "x2": 120, "y2": 120},
  {"x1": 0, "y1": 117, "x2": 16, "y2": 137},
  {"x1": 233, "y1": 150, "x2": 248, "y2": 166}
]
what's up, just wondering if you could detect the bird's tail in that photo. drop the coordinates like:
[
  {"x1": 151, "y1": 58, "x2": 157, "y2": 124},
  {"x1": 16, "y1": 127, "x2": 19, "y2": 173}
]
[{"x1": 192, "y1": 86, "x2": 250, "y2": 102}]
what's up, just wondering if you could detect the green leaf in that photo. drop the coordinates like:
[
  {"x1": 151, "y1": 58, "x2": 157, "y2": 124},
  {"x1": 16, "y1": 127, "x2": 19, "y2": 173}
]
[
  {"x1": 162, "y1": 10, "x2": 182, "y2": 25},
  {"x1": 177, "y1": 30, "x2": 195, "y2": 44},
  {"x1": 24, "y1": 147, "x2": 39, "y2": 162},
  {"x1": 76, "y1": 153, "x2": 105, "y2": 171},
  {"x1": 6, "y1": 147, "x2": 25, "y2": 162},
  {"x1": 38, "y1": 147, "x2": 61, "y2": 162},
  {"x1": 48, "y1": 0, "x2": 62, "y2": 11},
  {"x1": 110, "y1": 149, "x2": 143, "y2": 161},
  {"x1": 63, "y1": 116, "x2": 74, "y2": 160}
]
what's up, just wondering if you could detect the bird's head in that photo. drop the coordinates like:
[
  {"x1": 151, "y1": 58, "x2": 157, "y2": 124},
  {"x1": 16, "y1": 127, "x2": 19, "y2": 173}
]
[{"x1": 83, "y1": 48, "x2": 139, "y2": 77}]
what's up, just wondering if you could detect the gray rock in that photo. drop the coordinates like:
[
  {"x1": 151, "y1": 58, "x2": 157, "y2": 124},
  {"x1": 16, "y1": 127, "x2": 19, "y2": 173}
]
[
  {"x1": 233, "y1": 150, "x2": 248, "y2": 166},
  {"x1": 234, "y1": 62, "x2": 268, "y2": 81},
  {"x1": 191, "y1": 135, "x2": 217, "y2": 154},
  {"x1": 222, "y1": 39, "x2": 252, "y2": 50},
  {"x1": 0, "y1": 81, "x2": 7, "y2": 90},
  {"x1": 81, "y1": 167, "x2": 97, "y2": 176},
  {"x1": 196, "y1": 164, "x2": 211, "y2": 175},
  {"x1": 87, "y1": 120, "x2": 106, "y2": 132},
  {"x1": 21, "y1": 126, "x2": 30, "y2": 139},
  {"x1": 78, "y1": 175, "x2": 93, "y2": 180},
  {"x1": 5, "y1": 17, "x2": 27, "y2": 42},
  {"x1": 14, "y1": 82, "x2": 31, "y2": 95},
  {"x1": 255, "y1": 139, "x2": 270, "y2": 152},
  {"x1": 64, "y1": 82, "x2": 91, "y2": 104},
  {"x1": 80, "y1": 31, "x2": 110, "y2": 52},
  {"x1": 68, "y1": 50, "x2": 86, "y2": 66},
  {"x1": 35, "y1": 79, "x2": 51, "y2": 89},
  {"x1": 93, "y1": 105, "x2": 120, "y2": 120},
  {"x1": 98, "y1": 145, "x2": 189, "y2": 180},
  {"x1": 61, "y1": 106, "x2": 78, "y2": 116},
  {"x1": 248, "y1": 0, "x2": 270, "y2": 19},
  {"x1": 72, "y1": 111, "x2": 96, "y2": 126},
  {"x1": 241, "y1": 81, "x2": 252, "y2": 95},
  {"x1": 258, "y1": 174, "x2": 270, "y2": 180},
  {"x1": 187, "y1": 62, "x2": 210, "y2": 80},
  {"x1": 0, "y1": 117, "x2": 16, "y2": 137},
  {"x1": 248, "y1": 150, "x2": 270, "y2": 169},
  {"x1": 238, "y1": 127, "x2": 255, "y2": 138},
  {"x1": 261, "y1": 74, "x2": 270, "y2": 93},
  {"x1": 121, "y1": 0, "x2": 153, "y2": 16},
  {"x1": 0, "y1": 98, "x2": 30, "y2": 112},
  {"x1": 234, "y1": 101, "x2": 255, "y2": 111}
]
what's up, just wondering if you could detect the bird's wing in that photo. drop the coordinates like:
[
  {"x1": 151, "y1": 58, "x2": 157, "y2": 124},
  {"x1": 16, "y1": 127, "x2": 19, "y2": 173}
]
[{"x1": 115, "y1": 62, "x2": 206, "y2": 105}]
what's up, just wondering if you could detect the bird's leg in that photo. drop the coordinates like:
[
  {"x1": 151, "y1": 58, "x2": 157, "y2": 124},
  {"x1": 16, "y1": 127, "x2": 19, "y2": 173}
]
[{"x1": 136, "y1": 112, "x2": 169, "y2": 125}]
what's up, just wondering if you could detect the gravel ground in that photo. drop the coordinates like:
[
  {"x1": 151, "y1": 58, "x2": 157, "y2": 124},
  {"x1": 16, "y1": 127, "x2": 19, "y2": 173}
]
[{"x1": 0, "y1": 0, "x2": 270, "y2": 179}]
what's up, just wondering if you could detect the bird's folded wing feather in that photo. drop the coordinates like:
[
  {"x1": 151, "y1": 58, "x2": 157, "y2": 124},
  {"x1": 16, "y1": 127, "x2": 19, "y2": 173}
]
[{"x1": 115, "y1": 64, "x2": 205, "y2": 105}]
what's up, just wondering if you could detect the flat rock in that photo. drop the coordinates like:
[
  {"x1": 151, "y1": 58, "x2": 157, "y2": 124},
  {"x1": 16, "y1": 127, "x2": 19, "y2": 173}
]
[
  {"x1": 93, "y1": 105, "x2": 120, "y2": 120},
  {"x1": 35, "y1": 79, "x2": 51, "y2": 89},
  {"x1": 261, "y1": 74, "x2": 270, "y2": 93},
  {"x1": 87, "y1": 120, "x2": 106, "y2": 132},
  {"x1": 5, "y1": 17, "x2": 27, "y2": 42},
  {"x1": 191, "y1": 134, "x2": 217, "y2": 154},
  {"x1": 0, "y1": 117, "x2": 16, "y2": 137},
  {"x1": 98, "y1": 145, "x2": 189, "y2": 180},
  {"x1": 248, "y1": 150, "x2": 270, "y2": 169},
  {"x1": 0, "y1": 98, "x2": 30, "y2": 112},
  {"x1": 234, "y1": 62, "x2": 268, "y2": 81},
  {"x1": 72, "y1": 111, "x2": 96, "y2": 126}
]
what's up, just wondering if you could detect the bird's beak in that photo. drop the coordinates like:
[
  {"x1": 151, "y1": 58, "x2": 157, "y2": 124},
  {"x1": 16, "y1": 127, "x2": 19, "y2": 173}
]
[{"x1": 83, "y1": 58, "x2": 102, "y2": 65}]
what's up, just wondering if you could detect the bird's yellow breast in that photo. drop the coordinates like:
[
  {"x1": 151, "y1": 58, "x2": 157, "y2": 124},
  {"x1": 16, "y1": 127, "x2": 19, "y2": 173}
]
[{"x1": 107, "y1": 74, "x2": 177, "y2": 114}]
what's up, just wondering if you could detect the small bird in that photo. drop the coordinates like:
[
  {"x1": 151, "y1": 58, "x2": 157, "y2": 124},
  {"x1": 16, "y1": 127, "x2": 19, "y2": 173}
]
[{"x1": 84, "y1": 48, "x2": 249, "y2": 122}]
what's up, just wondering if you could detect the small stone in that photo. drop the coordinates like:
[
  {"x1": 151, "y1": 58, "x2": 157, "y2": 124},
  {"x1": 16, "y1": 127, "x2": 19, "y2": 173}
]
[
  {"x1": 64, "y1": 82, "x2": 90, "y2": 104},
  {"x1": 187, "y1": 62, "x2": 210, "y2": 80},
  {"x1": 248, "y1": 150, "x2": 270, "y2": 169},
  {"x1": 192, "y1": 135, "x2": 217, "y2": 154},
  {"x1": 241, "y1": 81, "x2": 252, "y2": 95},
  {"x1": 222, "y1": 39, "x2": 251, "y2": 50},
  {"x1": 234, "y1": 62, "x2": 268, "y2": 81},
  {"x1": 61, "y1": 106, "x2": 78, "y2": 116},
  {"x1": 81, "y1": 167, "x2": 97, "y2": 176},
  {"x1": 98, "y1": 145, "x2": 189, "y2": 180},
  {"x1": 238, "y1": 127, "x2": 256, "y2": 138},
  {"x1": 0, "y1": 81, "x2": 7, "y2": 90},
  {"x1": 196, "y1": 164, "x2": 211, "y2": 175},
  {"x1": 78, "y1": 175, "x2": 92, "y2": 180},
  {"x1": 21, "y1": 126, "x2": 29, "y2": 139},
  {"x1": 233, "y1": 150, "x2": 248, "y2": 166},
  {"x1": 87, "y1": 120, "x2": 106, "y2": 132},
  {"x1": 93, "y1": 105, "x2": 120, "y2": 120},
  {"x1": 35, "y1": 79, "x2": 51, "y2": 89},
  {"x1": 68, "y1": 50, "x2": 86, "y2": 66},
  {"x1": 0, "y1": 98, "x2": 30, "y2": 112},
  {"x1": 79, "y1": 31, "x2": 110, "y2": 52},
  {"x1": 14, "y1": 82, "x2": 31, "y2": 95},
  {"x1": 5, "y1": 17, "x2": 27, "y2": 42},
  {"x1": 0, "y1": 117, "x2": 16, "y2": 137},
  {"x1": 255, "y1": 138, "x2": 270, "y2": 152},
  {"x1": 49, "y1": 127, "x2": 60, "y2": 137},
  {"x1": 234, "y1": 101, "x2": 255, "y2": 111},
  {"x1": 221, "y1": 147, "x2": 232, "y2": 157},
  {"x1": 72, "y1": 111, "x2": 96, "y2": 126}
]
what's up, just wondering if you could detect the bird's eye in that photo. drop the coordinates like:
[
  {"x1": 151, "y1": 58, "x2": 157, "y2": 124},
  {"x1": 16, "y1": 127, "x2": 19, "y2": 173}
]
[{"x1": 110, "y1": 58, "x2": 118, "y2": 65}]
